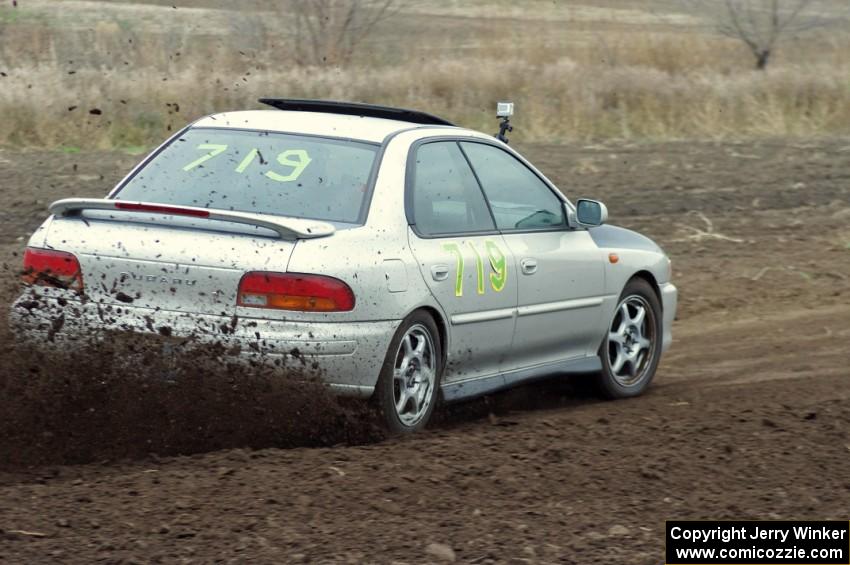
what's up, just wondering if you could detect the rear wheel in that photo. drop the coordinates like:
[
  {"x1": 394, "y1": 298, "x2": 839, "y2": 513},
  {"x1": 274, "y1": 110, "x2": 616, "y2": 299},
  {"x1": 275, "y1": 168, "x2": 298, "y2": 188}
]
[
  {"x1": 596, "y1": 278, "x2": 662, "y2": 398},
  {"x1": 374, "y1": 311, "x2": 443, "y2": 433}
]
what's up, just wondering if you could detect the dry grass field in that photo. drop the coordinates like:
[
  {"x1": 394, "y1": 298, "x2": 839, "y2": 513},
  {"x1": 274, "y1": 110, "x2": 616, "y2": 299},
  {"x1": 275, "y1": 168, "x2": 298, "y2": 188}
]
[{"x1": 1, "y1": 0, "x2": 849, "y2": 148}]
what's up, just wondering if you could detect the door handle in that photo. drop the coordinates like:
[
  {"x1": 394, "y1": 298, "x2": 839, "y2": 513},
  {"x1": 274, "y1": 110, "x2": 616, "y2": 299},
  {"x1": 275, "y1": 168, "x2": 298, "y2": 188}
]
[
  {"x1": 521, "y1": 258, "x2": 538, "y2": 275},
  {"x1": 431, "y1": 264, "x2": 450, "y2": 282}
]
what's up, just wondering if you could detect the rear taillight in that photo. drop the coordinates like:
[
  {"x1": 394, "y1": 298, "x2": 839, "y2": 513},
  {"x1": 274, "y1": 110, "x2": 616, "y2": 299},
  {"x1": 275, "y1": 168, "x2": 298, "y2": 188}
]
[
  {"x1": 22, "y1": 248, "x2": 84, "y2": 291},
  {"x1": 237, "y1": 272, "x2": 355, "y2": 312}
]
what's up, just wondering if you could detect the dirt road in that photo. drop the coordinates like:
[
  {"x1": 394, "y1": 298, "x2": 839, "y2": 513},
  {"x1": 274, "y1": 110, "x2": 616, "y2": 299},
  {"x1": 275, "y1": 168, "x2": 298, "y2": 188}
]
[{"x1": 0, "y1": 139, "x2": 848, "y2": 563}]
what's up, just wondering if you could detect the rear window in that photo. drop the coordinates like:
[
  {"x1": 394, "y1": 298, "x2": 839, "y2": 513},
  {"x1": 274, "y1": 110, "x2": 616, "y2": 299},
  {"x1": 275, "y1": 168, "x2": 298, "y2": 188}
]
[{"x1": 115, "y1": 128, "x2": 379, "y2": 224}]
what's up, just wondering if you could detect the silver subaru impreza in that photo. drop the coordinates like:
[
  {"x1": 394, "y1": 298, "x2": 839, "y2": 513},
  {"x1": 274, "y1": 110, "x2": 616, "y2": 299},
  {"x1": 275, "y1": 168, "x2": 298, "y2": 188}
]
[{"x1": 12, "y1": 99, "x2": 677, "y2": 432}]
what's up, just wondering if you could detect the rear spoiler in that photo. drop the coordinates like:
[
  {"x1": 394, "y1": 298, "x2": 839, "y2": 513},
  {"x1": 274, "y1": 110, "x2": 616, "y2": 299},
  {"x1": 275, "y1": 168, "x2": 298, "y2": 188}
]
[{"x1": 48, "y1": 199, "x2": 336, "y2": 239}]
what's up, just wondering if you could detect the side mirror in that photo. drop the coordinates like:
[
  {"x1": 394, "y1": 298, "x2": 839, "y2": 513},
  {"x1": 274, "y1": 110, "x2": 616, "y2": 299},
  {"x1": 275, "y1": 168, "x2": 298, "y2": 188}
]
[{"x1": 575, "y1": 199, "x2": 608, "y2": 228}]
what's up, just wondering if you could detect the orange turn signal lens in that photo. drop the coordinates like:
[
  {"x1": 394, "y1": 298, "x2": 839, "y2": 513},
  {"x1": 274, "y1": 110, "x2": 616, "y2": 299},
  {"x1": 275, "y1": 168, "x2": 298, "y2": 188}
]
[
  {"x1": 608, "y1": 253, "x2": 619, "y2": 264},
  {"x1": 237, "y1": 272, "x2": 355, "y2": 312}
]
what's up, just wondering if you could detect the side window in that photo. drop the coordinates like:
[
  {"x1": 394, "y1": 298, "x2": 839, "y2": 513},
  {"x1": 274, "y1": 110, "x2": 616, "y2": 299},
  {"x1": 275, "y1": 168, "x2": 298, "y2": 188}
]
[
  {"x1": 460, "y1": 142, "x2": 565, "y2": 231},
  {"x1": 411, "y1": 142, "x2": 496, "y2": 236}
]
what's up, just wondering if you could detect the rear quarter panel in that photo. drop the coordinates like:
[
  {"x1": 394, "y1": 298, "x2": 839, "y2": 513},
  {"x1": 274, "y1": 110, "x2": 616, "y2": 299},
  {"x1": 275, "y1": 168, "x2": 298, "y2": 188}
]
[{"x1": 284, "y1": 226, "x2": 438, "y2": 324}]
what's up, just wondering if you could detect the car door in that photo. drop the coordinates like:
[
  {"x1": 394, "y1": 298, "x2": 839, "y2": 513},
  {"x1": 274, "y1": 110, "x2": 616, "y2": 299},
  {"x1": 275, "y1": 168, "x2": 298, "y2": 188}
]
[
  {"x1": 460, "y1": 141, "x2": 605, "y2": 369},
  {"x1": 406, "y1": 140, "x2": 519, "y2": 383}
]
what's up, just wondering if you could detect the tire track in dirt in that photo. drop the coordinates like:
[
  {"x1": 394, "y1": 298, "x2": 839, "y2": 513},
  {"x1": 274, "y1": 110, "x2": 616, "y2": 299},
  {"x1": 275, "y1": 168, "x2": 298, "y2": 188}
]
[{"x1": 661, "y1": 305, "x2": 850, "y2": 391}]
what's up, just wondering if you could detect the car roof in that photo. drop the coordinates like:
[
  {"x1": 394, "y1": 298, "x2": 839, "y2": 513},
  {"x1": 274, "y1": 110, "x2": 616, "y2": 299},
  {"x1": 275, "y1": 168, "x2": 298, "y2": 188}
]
[{"x1": 192, "y1": 110, "x2": 459, "y2": 144}]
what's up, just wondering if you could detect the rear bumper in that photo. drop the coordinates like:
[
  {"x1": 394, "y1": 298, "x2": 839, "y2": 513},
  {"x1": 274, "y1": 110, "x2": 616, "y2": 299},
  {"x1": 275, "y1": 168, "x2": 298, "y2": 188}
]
[
  {"x1": 659, "y1": 282, "x2": 677, "y2": 352},
  {"x1": 10, "y1": 297, "x2": 399, "y2": 398}
]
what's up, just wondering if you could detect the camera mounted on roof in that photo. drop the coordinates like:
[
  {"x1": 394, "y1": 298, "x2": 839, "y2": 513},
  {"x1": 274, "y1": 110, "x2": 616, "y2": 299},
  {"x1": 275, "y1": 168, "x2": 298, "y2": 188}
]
[{"x1": 495, "y1": 102, "x2": 514, "y2": 144}]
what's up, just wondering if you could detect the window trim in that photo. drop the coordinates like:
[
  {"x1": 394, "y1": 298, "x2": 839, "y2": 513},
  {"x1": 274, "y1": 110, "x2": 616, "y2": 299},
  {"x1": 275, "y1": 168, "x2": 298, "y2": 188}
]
[
  {"x1": 457, "y1": 139, "x2": 570, "y2": 234},
  {"x1": 110, "y1": 126, "x2": 385, "y2": 227},
  {"x1": 404, "y1": 138, "x2": 500, "y2": 240},
  {"x1": 405, "y1": 135, "x2": 575, "y2": 239}
]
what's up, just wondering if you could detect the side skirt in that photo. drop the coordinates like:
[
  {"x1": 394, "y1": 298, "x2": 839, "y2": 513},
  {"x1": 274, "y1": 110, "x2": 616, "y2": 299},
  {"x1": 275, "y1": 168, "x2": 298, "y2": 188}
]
[
  {"x1": 440, "y1": 356, "x2": 602, "y2": 403},
  {"x1": 328, "y1": 383, "x2": 375, "y2": 399}
]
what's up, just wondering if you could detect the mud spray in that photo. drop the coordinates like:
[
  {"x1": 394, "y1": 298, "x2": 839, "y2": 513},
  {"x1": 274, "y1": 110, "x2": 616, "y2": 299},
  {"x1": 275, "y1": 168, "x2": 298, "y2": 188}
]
[{"x1": 0, "y1": 265, "x2": 384, "y2": 467}]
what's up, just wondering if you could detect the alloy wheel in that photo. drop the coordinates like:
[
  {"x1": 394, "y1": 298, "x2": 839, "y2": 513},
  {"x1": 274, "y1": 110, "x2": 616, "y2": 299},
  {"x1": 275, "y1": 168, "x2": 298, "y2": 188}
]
[
  {"x1": 392, "y1": 323, "x2": 437, "y2": 427},
  {"x1": 607, "y1": 295, "x2": 657, "y2": 386}
]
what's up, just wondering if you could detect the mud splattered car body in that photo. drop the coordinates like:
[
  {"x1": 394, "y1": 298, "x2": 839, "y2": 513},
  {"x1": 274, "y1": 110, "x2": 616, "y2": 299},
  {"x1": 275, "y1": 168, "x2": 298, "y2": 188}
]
[{"x1": 12, "y1": 100, "x2": 677, "y2": 431}]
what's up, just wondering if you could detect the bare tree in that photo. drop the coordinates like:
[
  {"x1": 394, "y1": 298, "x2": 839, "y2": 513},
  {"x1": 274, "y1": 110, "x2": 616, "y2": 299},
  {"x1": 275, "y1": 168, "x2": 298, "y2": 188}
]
[
  {"x1": 686, "y1": 0, "x2": 828, "y2": 70},
  {"x1": 287, "y1": 0, "x2": 399, "y2": 67}
]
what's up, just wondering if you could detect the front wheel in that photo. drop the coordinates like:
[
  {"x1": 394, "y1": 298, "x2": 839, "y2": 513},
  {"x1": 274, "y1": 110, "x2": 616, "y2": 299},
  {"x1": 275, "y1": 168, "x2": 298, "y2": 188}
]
[
  {"x1": 374, "y1": 311, "x2": 443, "y2": 433},
  {"x1": 596, "y1": 278, "x2": 663, "y2": 398}
]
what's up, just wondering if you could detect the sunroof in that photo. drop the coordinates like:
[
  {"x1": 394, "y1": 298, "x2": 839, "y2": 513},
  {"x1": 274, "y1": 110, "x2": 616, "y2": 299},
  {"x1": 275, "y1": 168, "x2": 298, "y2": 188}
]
[{"x1": 258, "y1": 98, "x2": 456, "y2": 127}]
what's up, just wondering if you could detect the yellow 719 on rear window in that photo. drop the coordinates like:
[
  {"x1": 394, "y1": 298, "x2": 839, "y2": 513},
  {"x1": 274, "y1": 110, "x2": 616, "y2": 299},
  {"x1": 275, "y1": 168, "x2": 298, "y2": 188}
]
[{"x1": 182, "y1": 144, "x2": 312, "y2": 182}]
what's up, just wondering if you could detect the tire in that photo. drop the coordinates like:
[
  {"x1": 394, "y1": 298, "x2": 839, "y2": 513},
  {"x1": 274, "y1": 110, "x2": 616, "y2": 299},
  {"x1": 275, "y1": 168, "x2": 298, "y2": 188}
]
[
  {"x1": 374, "y1": 311, "x2": 443, "y2": 433},
  {"x1": 596, "y1": 278, "x2": 663, "y2": 399}
]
